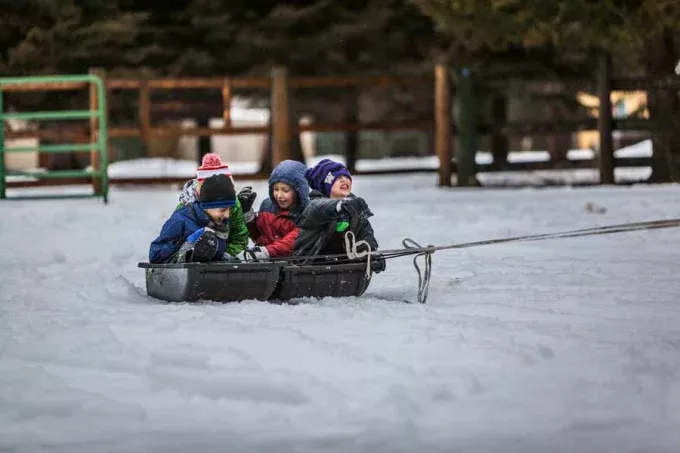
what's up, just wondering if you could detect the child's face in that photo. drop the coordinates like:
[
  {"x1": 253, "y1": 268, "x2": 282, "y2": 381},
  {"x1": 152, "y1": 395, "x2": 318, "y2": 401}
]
[
  {"x1": 272, "y1": 182, "x2": 296, "y2": 210},
  {"x1": 329, "y1": 176, "x2": 352, "y2": 199},
  {"x1": 204, "y1": 207, "x2": 231, "y2": 225}
]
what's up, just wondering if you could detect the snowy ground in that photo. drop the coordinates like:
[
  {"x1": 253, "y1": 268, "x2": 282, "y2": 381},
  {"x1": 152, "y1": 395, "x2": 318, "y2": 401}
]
[{"x1": 1, "y1": 174, "x2": 680, "y2": 452}]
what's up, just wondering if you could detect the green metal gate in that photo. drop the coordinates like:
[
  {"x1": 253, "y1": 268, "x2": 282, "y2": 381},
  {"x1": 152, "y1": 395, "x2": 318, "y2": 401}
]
[{"x1": 0, "y1": 74, "x2": 109, "y2": 202}]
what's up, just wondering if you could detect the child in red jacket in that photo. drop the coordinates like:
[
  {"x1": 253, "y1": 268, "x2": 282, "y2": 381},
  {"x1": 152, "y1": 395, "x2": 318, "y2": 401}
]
[{"x1": 236, "y1": 160, "x2": 310, "y2": 260}]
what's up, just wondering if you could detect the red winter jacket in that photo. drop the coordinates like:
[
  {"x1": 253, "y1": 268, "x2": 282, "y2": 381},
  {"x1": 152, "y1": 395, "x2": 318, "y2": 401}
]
[{"x1": 247, "y1": 198, "x2": 302, "y2": 257}]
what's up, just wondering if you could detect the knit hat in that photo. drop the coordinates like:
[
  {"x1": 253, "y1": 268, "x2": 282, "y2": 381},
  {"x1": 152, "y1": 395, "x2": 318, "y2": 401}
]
[
  {"x1": 197, "y1": 153, "x2": 232, "y2": 181},
  {"x1": 199, "y1": 174, "x2": 236, "y2": 210},
  {"x1": 268, "y1": 160, "x2": 310, "y2": 208},
  {"x1": 304, "y1": 159, "x2": 352, "y2": 197}
]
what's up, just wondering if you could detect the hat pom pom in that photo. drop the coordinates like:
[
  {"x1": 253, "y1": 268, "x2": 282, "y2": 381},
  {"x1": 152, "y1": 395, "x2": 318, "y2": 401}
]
[{"x1": 201, "y1": 153, "x2": 223, "y2": 168}]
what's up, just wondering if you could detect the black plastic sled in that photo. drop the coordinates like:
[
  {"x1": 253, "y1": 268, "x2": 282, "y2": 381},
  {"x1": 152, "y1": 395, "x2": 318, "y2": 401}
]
[{"x1": 138, "y1": 259, "x2": 371, "y2": 303}]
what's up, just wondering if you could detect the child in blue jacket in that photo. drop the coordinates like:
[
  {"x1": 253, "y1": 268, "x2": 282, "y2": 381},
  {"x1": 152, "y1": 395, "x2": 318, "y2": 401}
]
[{"x1": 149, "y1": 174, "x2": 237, "y2": 264}]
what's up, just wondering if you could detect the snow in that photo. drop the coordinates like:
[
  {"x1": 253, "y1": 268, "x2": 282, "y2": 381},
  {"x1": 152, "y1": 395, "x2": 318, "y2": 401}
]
[
  {"x1": 2, "y1": 172, "x2": 680, "y2": 452},
  {"x1": 102, "y1": 139, "x2": 654, "y2": 186}
]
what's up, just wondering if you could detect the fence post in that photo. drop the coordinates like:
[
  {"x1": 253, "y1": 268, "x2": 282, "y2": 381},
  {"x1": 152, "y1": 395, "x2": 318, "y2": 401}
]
[
  {"x1": 271, "y1": 66, "x2": 290, "y2": 168},
  {"x1": 434, "y1": 62, "x2": 452, "y2": 187},
  {"x1": 222, "y1": 77, "x2": 232, "y2": 128},
  {"x1": 89, "y1": 68, "x2": 106, "y2": 196},
  {"x1": 597, "y1": 53, "x2": 614, "y2": 184}
]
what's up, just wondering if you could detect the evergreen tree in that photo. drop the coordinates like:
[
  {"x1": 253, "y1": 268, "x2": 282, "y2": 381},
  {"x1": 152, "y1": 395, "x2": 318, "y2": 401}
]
[{"x1": 410, "y1": 0, "x2": 680, "y2": 181}]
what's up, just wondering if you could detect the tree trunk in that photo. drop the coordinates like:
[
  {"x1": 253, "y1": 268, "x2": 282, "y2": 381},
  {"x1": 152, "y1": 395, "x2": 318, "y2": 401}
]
[
  {"x1": 490, "y1": 94, "x2": 508, "y2": 170},
  {"x1": 288, "y1": 101, "x2": 305, "y2": 163},
  {"x1": 646, "y1": 28, "x2": 680, "y2": 182},
  {"x1": 455, "y1": 69, "x2": 478, "y2": 186},
  {"x1": 258, "y1": 113, "x2": 273, "y2": 175},
  {"x1": 345, "y1": 89, "x2": 359, "y2": 173},
  {"x1": 546, "y1": 104, "x2": 570, "y2": 165}
]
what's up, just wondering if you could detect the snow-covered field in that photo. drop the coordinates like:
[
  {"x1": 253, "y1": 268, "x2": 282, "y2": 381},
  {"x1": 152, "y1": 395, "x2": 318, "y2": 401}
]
[{"x1": 1, "y1": 174, "x2": 680, "y2": 452}]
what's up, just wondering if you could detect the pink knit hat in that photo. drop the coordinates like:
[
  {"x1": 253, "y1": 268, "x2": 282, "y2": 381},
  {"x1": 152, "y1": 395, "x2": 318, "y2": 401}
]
[{"x1": 196, "y1": 153, "x2": 232, "y2": 181}]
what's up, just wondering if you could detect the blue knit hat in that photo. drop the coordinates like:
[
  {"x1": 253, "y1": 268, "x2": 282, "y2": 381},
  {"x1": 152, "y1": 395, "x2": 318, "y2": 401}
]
[
  {"x1": 268, "y1": 160, "x2": 310, "y2": 208},
  {"x1": 304, "y1": 159, "x2": 352, "y2": 197}
]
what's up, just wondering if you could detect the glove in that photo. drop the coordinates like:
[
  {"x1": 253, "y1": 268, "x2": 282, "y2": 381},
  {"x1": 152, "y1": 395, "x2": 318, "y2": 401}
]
[
  {"x1": 341, "y1": 197, "x2": 370, "y2": 221},
  {"x1": 371, "y1": 254, "x2": 386, "y2": 274},
  {"x1": 235, "y1": 246, "x2": 270, "y2": 262},
  {"x1": 237, "y1": 186, "x2": 257, "y2": 213}
]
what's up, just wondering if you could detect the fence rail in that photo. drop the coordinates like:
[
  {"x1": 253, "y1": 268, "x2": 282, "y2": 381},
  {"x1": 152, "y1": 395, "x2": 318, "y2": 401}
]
[
  {"x1": 0, "y1": 74, "x2": 108, "y2": 201},
  {"x1": 3, "y1": 59, "x2": 677, "y2": 192}
]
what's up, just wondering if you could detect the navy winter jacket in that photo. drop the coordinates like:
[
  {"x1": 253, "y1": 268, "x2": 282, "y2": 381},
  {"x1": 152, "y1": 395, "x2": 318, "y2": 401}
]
[{"x1": 149, "y1": 202, "x2": 227, "y2": 263}]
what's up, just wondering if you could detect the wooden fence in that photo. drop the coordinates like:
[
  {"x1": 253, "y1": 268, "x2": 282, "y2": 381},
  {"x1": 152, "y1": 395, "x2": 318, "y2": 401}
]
[{"x1": 5, "y1": 55, "x2": 677, "y2": 189}]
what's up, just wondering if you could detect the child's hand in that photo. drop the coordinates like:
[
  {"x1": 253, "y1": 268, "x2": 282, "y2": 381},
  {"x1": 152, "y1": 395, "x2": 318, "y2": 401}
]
[
  {"x1": 237, "y1": 186, "x2": 257, "y2": 213},
  {"x1": 341, "y1": 197, "x2": 370, "y2": 220},
  {"x1": 236, "y1": 246, "x2": 269, "y2": 262}
]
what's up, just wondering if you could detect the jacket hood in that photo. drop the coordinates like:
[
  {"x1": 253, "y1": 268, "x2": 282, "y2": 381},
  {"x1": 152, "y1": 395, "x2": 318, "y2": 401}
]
[{"x1": 268, "y1": 160, "x2": 310, "y2": 210}]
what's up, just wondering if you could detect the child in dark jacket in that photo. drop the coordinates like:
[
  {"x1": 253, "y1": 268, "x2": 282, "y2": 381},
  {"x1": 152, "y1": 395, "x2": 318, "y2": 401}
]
[
  {"x1": 236, "y1": 160, "x2": 310, "y2": 261},
  {"x1": 293, "y1": 159, "x2": 385, "y2": 273},
  {"x1": 149, "y1": 174, "x2": 237, "y2": 264},
  {"x1": 175, "y1": 153, "x2": 249, "y2": 257}
]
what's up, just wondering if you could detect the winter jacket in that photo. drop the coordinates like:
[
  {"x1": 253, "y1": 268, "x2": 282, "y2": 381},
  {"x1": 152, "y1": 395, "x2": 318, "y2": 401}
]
[
  {"x1": 176, "y1": 178, "x2": 248, "y2": 256},
  {"x1": 293, "y1": 190, "x2": 379, "y2": 260},
  {"x1": 248, "y1": 160, "x2": 310, "y2": 257},
  {"x1": 149, "y1": 202, "x2": 227, "y2": 263}
]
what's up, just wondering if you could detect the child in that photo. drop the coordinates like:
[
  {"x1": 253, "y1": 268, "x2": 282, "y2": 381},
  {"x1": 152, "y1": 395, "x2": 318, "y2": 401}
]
[
  {"x1": 176, "y1": 153, "x2": 248, "y2": 257},
  {"x1": 235, "y1": 160, "x2": 310, "y2": 261},
  {"x1": 150, "y1": 174, "x2": 237, "y2": 264},
  {"x1": 293, "y1": 159, "x2": 385, "y2": 273}
]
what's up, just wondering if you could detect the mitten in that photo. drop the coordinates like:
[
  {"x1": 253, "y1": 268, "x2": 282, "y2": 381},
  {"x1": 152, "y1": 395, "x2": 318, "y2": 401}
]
[
  {"x1": 249, "y1": 246, "x2": 269, "y2": 260},
  {"x1": 185, "y1": 228, "x2": 219, "y2": 263}
]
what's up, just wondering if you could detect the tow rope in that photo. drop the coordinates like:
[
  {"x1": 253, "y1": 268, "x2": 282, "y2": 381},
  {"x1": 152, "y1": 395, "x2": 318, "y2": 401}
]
[
  {"x1": 344, "y1": 217, "x2": 680, "y2": 304},
  {"x1": 245, "y1": 217, "x2": 680, "y2": 304}
]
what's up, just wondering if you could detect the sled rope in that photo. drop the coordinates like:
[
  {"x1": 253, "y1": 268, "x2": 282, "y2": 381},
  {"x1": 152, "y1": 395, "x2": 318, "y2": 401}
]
[
  {"x1": 401, "y1": 238, "x2": 433, "y2": 304},
  {"x1": 273, "y1": 217, "x2": 680, "y2": 304},
  {"x1": 387, "y1": 217, "x2": 680, "y2": 255},
  {"x1": 344, "y1": 231, "x2": 372, "y2": 277},
  {"x1": 284, "y1": 217, "x2": 680, "y2": 264}
]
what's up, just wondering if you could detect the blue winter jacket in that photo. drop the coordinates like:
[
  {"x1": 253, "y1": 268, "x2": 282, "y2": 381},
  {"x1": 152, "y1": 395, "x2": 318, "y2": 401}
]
[{"x1": 149, "y1": 202, "x2": 227, "y2": 263}]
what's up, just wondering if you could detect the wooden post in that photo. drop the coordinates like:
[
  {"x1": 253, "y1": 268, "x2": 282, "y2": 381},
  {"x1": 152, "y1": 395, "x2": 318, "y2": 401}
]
[
  {"x1": 434, "y1": 62, "x2": 452, "y2": 187},
  {"x1": 89, "y1": 68, "x2": 106, "y2": 195},
  {"x1": 222, "y1": 77, "x2": 232, "y2": 128},
  {"x1": 139, "y1": 77, "x2": 151, "y2": 155},
  {"x1": 597, "y1": 53, "x2": 614, "y2": 184},
  {"x1": 271, "y1": 66, "x2": 290, "y2": 168}
]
